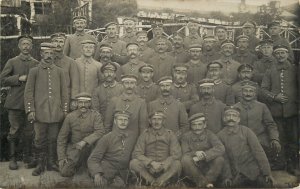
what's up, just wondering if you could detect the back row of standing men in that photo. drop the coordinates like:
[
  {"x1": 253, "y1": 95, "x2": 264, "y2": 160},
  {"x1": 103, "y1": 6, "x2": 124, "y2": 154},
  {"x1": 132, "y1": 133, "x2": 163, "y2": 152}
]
[{"x1": 0, "y1": 15, "x2": 298, "y2": 188}]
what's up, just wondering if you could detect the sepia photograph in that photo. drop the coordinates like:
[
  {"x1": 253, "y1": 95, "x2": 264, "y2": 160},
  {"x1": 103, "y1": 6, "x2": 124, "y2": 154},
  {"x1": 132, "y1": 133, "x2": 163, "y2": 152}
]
[{"x1": 0, "y1": 0, "x2": 299, "y2": 188}]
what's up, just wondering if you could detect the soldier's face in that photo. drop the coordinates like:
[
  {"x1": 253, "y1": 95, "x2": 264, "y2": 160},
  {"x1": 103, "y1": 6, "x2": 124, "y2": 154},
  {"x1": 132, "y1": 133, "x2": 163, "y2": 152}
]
[
  {"x1": 100, "y1": 49, "x2": 113, "y2": 61},
  {"x1": 127, "y1": 45, "x2": 139, "y2": 58},
  {"x1": 223, "y1": 111, "x2": 240, "y2": 126},
  {"x1": 207, "y1": 68, "x2": 221, "y2": 80},
  {"x1": 153, "y1": 28, "x2": 163, "y2": 37},
  {"x1": 18, "y1": 39, "x2": 32, "y2": 55},
  {"x1": 159, "y1": 82, "x2": 172, "y2": 96},
  {"x1": 74, "y1": 20, "x2": 86, "y2": 32},
  {"x1": 103, "y1": 69, "x2": 116, "y2": 82},
  {"x1": 52, "y1": 38, "x2": 65, "y2": 52},
  {"x1": 242, "y1": 87, "x2": 256, "y2": 102},
  {"x1": 189, "y1": 48, "x2": 201, "y2": 60},
  {"x1": 242, "y1": 27, "x2": 255, "y2": 36},
  {"x1": 123, "y1": 80, "x2": 137, "y2": 94},
  {"x1": 156, "y1": 41, "x2": 167, "y2": 53},
  {"x1": 150, "y1": 116, "x2": 164, "y2": 130},
  {"x1": 140, "y1": 71, "x2": 153, "y2": 82},
  {"x1": 203, "y1": 40, "x2": 214, "y2": 51},
  {"x1": 269, "y1": 26, "x2": 281, "y2": 36},
  {"x1": 77, "y1": 100, "x2": 91, "y2": 113},
  {"x1": 41, "y1": 49, "x2": 54, "y2": 63},
  {"x1": 82, "y1": 44, "x2": 95, "y2": 57},
  {"x1": 173, "y1": 35, "x2": 183, "y2": 48},
  {"x1": 221, "y1": 45, "x2": 234, "y2": 57},
  {"x1": 191, "y1": 120, "x2": 206, "y2": 135},
  {"x1": 115, "y1": 116, "x2": 129, "y2": 130},
  {"x1": 215, "y1": 29, "x2": 227, "y2": 40},
  {"x1": 124, "y1": 20, "x2": 135, "y2": 33},
  {"x1": 173, "y1": 70, "x2": 187, "y2": 84},
  {"x1": 106, "y1": 25, "x2": 118, "y2": 38},
  {"x1": 199, "y1": 85, "x2": 214, "y2": 98},
  {"x1": 260, "y1": 45, "x2": 273, "y2": 56},
  {"x1": 239, "y1": 70, "x2": 253, "y2": 81},
  {"x1": 237, "y1": 40, "x2": 249, "y2": 51},
  {"x1": 188, "y1": 22, "x2": 199, "y2": 34},
  {"x1": 137, "y1": 35, "x2": 148, "y2": 45},
  {"x1": 274, "y1": 51, "x2": 288, "y2": 63}
]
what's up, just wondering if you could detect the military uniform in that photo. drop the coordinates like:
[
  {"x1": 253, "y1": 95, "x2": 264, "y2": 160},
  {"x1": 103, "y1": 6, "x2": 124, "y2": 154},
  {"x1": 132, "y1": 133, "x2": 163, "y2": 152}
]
[
  {"x1": 253, "y1": 56, "x2": 276, "y2": 85},
  {"x1": 183, "y1": 34, "x2": 203, "y2": 49},
  {"x1": 148, "y1": 53, "x2": 175, "y2": 82},
  {"x1": 121, "y1": 60, "x2": 146, "y2": 78},
  {"x1": 167, "y1": 47, "x2": 190, "y2": 64},
  {"x1": 120, "y1": 33, "x2": 137, "y2": 44},
  {"x1": 138, "y1": 46, "x2": 155, "y2": 63},
  {"x1": 57, "y1": 109, "x2": 105, "y2": 177},
  {"x1": 186, "y1": 60, "x2": 207, "y2": 85},
  {"x1": 247, "y1": 34, "x2": 260, "y2": 54},
  {"x1": 212, "y1": 79, "x2": 234, "y2": 105},
  {"x1": 171, "y1": 83, "x2": 199, "y2": 111},
  {"x1": 233, "y1": 50, "x2": 257, "y2": 66},
  {"x1": 217, "y1": 58, "x2": 241, "y2": 85},
  {"x1": 136, "y1": 81, "x2": 160, "y2": 103},
  {"x1": 147, "y1": 38, "x2": 173, "y2": 52},
  {"x1": 200, "y1": 50, "x2": 221, "y2": 64}
]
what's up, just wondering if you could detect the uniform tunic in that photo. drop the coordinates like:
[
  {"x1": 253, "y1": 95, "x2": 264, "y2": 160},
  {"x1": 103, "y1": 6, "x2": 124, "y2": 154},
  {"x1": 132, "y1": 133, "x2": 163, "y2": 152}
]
[
  {"x1": 189, "y1": 98, "x2": 226, "y2": 133},
  {"x1": 136, "y1": 81, "x2": 160, "y2": 103},
  {"x1": 200, "y1": 50, "x2": 221, "y2": 64},
  {"x1": 167, "y1": 47, "x2": 190, "y2": 64},
  {"x1": 24, "y1": 62, "x2": 68, "y2": 123},
  {"x1": 75, "y1": 56, "x2": 102, "y2": 94},
  {"x1": 120, "y1": 33, "x2": 137, "y2": 44},
  {"x1": 148, "y1": 53, "x2": 175, "y2": 82},
  {"x1": 138, "y1": 46, "x2": 155, "y2": 63},
  {"x1": 186, "y1": 60, "x2": 207, "y2": 85},
  {"x1": 183, "y1": 34, "x2": 203, "y2": 49},
  {"x1": 213, "y1": 79, "x2": 234, "y2": 105},
  {"x1": 253, "y1": 56, "x2": 276, "y2": 85},
  {"x1": 120, "y1": 60, "x2": 146, "y2": 77},
  {"x1": 233, "y1": 50, "x2": 257, "y2": 66},
  {"x1": 171, "y1": 83, "x2": 199, "y2": 110},
  {"x1": 63, "y1": 32, "x2": 97, "y2": 59},
  {"x1": 247, "y1": 35, "x2": 260, "y2": 54},
  {"x1": 217, "y1": 58, "x2": 241, "y2": 85}
]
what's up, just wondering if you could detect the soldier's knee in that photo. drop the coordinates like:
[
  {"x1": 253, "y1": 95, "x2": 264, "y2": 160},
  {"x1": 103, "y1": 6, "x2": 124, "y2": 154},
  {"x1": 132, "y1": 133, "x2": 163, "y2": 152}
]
[
  {"x1": 181, "y1": 155, "x2": 194, "y2": 168},
  {"x1": 171, "y1": 160, "x2": 182, "y2": 173},
  {"x1": 129, "y1": 159, "x2": 144, "y2": 172},
  {"x1": 213, "y1": 156, "x2": 224, "y2": 166}
]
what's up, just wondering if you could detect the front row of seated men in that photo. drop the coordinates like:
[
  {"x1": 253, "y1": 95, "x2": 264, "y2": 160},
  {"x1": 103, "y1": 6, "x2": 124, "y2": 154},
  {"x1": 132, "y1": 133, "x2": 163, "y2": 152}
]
[{"x1": 56, "y1": 92, "x2": 274, "y2": 188}]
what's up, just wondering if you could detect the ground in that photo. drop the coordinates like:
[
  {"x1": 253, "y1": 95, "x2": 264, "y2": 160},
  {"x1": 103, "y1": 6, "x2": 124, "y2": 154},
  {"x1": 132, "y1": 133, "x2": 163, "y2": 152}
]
[{"x1": 0, "y1": 162, "x2": 299, "y2": 188}]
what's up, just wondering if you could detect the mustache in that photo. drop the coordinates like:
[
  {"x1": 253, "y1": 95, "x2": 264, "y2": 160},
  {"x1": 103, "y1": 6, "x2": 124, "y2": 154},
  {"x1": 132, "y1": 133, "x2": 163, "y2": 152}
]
[{"x1": 226, "y1": 119, "x2": 236, "y2": 123}]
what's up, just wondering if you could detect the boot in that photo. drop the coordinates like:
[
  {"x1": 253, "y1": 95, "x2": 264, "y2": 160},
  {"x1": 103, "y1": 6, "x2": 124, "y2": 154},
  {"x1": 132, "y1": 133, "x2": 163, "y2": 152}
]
[
  {"x1": 32, "y1": 151, "x2": 46, "y2": 176},
  {"x1": 23, "y1": 139, "x2": 32, "y2": 164},
  {"x1": 47, "y1": 143, "x2": 59, "y2": 172},
  {"x1": 26, "y1": 145, "x2": 38, "y2": 169},
  {"x1": 9, "y1": 140, "x2": 18, "y2": 170}
]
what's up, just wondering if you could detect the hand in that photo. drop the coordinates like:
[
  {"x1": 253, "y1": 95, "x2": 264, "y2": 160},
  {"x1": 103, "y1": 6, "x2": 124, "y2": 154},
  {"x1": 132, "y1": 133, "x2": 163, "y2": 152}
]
[
  {"x1": 195, "y1": 151, "x2": 206, "y2": 161},
  {"x1": 270, "y1": 140, "x2": 281, "y2": 153},
  {"x1": 264, "y1": 175, "x2": 274, "y2": 185},
  {"x1": 19, "y1": 75, "x2": 27, "y2": 82},
  {"x1": 94, "y1": 173, "x2": 107, "y2": 187},
  {"x1": 58, "y1": 159, "x2": 68, "y2": 168},
  {"x1": 224, "y1": 178, "x2": 232, "y2": 187},
  {"x1": 161, "y1": 160, "x2": 171, "y2": 171},
  {"x1": 274, "y1": 93, "x2": 288, "y2": 104},
  {"x1": 150, "y1": 161, "x2": 163, "y2": 172},
  {"x1": 75, "y1": 140, "x2": 87, "y2": 150},
  {"x1": 27, "y1": 112, "x2": 35, "y2": 123}
]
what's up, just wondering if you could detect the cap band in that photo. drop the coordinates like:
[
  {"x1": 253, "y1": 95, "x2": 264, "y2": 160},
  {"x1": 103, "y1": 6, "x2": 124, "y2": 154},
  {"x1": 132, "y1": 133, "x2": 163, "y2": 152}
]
[
  {"x1": 121, "y1": 78, "x2": 137, "y2": 82},
  {"x1": 199, "y1": 83, "x2": 214, "y2": 87},
  {"x1": 274, "y1": 48, "x2": 288, "y2": 53},
  {"x1": 159, "y1": 79, "x2": 173, "y2": 84},
  {"x1": 191, "y1": 117, "x2": 206, "y2": 122},
  {"x1": 221, "y1": 43, "x2": 235, "y2": 48},
  {"x1": 77, "y1": 97, "x2": 91, "y2": 101},
  {"x1": 100, "y1": 46, "x2": 112, "y2": 51}
]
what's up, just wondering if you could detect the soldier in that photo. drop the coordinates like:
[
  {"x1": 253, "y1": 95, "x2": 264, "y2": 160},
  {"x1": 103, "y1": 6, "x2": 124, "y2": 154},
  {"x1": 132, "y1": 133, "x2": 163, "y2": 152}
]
[
  {"x1": 57, "y1": 92, "x2": 105, "y2": 177},
  {"x1": 216, "y1": 39, "x2": 241, "y2": 85},
  {"x1": 51, "y1": 32, "x2": 80, "y2": 109},
  {"x1": 104, "y1": 75, "x2": 148, "y2": 138},
  {"x1": 148, "y1": 37, "x2": 175, "y2": 82},
  {"x1": 136, "y1": 64, "x2": 160, "y2": 103},
  {"x1": 234, "y1": 81, "x2": 284, "y2": 170},
  {"x1": 214, "y1": 25, "x2": 228, "y2": 51},
  {"x1": 75, "y1": 40, "x2": 102, "y2": 94},
  {"x1": 171, "y1": 64, "x2": 199, "y2": 111},
  {"x1": 148, "y1": 76, "x2": 188, "y2": 138},
  {"x1": 94, "y1": 22, "x2": 128, "y2": 65},
  {"x1": 261, "y1": 45, "x2": 298, "y2": 175},
  {"x1": 206, "y1": 61, "x2": 234, "y2": 105},
  {"x1": 88, "y1": 110, "x2": 137, "y2": 187},
  {"x1": 168, "y1": 32, "x2": 190, "y2": 64},
  {"x1": 130, "y1": 111, "x2": 182, "y2": 187},
  {"x1": 147, "y1": 23, "x2": 173, "y2": 52},
  {"x1": 121, "y1": 42, "x2": 146, "y2": 77},
  {"x1": 218, "y1": 106, "x2": 273, "y2": 188},
  {"x1": 136, "y1": 30, "x2": 155, "y2": 63},
  {"x1": 92, "y1": 62, "x2": 123, "y2": 117},
  {"x1": 253, "y1": 39, "x2": 277, "y2": 85},
  {"x1": 186, "y1": 44, "x2": 207, "y2": 84},
  {"x1": 120, "y1": 17, "x2": 137, "y2": 44},
  {"x1": 63, "y1": 16, "x2": 97, "y2": 59},
  {"x1": 183, "y1": 20, "x2": 203, "y2": 49},
  {"x1": 233, "y1": 35, "x2": 257, "y2": 65},
  {"x1": 0, "y1": 35, "x2": 39, "y2": 170},
  {"x1": 241, "y1": 21, "x2": 260, "y2": 54},
  {"x1": 268, "y1": 21, "x2": 294, "y2": 63},
  {"x1": 181, "y1": 113, "x2": 225, "y2": 188},
  {"x1": 200, "y1": 35, "x2": 221, "y2": 64},
  {"x1": 24, "y1": 43, "x2": 68, "y2": 176},
  {"x1": 190, "y1": 79, "x2": 226, "y2": 133}
]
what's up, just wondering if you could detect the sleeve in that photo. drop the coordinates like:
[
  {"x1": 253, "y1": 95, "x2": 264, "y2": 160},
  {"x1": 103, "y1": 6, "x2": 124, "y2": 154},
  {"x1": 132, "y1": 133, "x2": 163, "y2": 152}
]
[
  {"x1": 178, "y1": 102, "x2": 189, "y2": 135},
  {"x1": 253, "y1": 61, "x2": 264, "y2": 84},
  {"x1": 189, "y1": 104, "x2": 198, "y2": 117},
  {"x1": 261, "y1": 69, "x2": 277, "y2": 102},
  {"x1": 87, "y1": 136, "x2": 108, "y2": 177},
  {"x1": 63, "y1": 36, "x2": 71, "y2": 56},
  {"x1": 132, "y1": 132, "x2": 153, "y2": 167},
  {"x1": 83, "y1": 112, "x2": 106, "y2": 145},
  {"x1": 93, "y1": 43, "x2": 101, "y2": 61},
  {"x1": 262, "y1": 104, "x2": 279, "y2": 142},
  {"x1": 183, "y1": 85, "x2": 199, "y2": 109},
  {"x1": 225, "y1": 86, "x2": 235, "y2": 106},
  {"x1": 163, "y1": 132, "x2": 182, "y2": 164},
  {"x1": 104, "y1": 98, "x2": 116, "y2": 133},
  {"x1": 180, "y1": 133, "x2": 193, "y2": 156},
  {"x1": 57, "y1": 116, "x2": 71, "y2": 160},
  {"x1": 0, "y1": 60, "x2": 21, "y2": 87},
  {"x1": 69, "y1": 60, "x2": 80, "y2": 99},
  {"x1": 139, "y1": 100, "x2": 149, "y2": 133},
  {"x1": 204, "y1": 132, "x2": 225, "y2": 161},
  {"x1": 91, "y1": 88, "x2": 100, "y2": 112},
  {"x1": 60, "y1": 69, "x2": 69, "y2": 112},
  {"x1": 24, "y1": 69, "x2": 36, "y2": 113}
]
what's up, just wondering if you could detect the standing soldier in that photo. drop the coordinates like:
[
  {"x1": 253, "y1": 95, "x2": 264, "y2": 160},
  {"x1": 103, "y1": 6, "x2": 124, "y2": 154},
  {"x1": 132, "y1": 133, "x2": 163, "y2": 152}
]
[
  {"x1": 88, "y1": 111, "x2": 137, "y2": 187},
  {"x1": 181, "y1": 113, "x2": 225, "y2": 188},
  {"x1": 57, "y1": 92, "x2": 105, "y2": 177},
  {"x1": 148, "y1": 37, "x2": 175, "y2": 82},
  {"x1": 147, "y1": 23, "x2": 173, "y2": 52},
  {"x1": 216, "y1": 39, "x2": 241, "y2": 85},
  {"x1": 190, "y1": 79, "x2": 226, "y2": 133},
  {"x1": 75, "y1": 40, "x2": 102, "y2": 94},
  {"x1": 136, "y1": 64, "x2": 160, "y2": 103},
  {"x1": 171, "y1": 64, "x2": 199, "y2": 111},
  {"x1": 233, "y1": 35, "x2": 257, "y2": 66},
  {"x1": 261, "y1": 45, "x2": 298, "y2": 175},
  {"x1": 120, "y1": 18, "x2": 137, "y2": 44},
  {"x1": 186, "y1": 44, "x2": 207, "y2": 84},
  {"x1": 214, "y1": 25, "x2": 228, "y2": 51},
  {"x1": 206, "y1": 61, "x2": 234, "y2": 105},
  {"x1": 24, "y1": 43, "x2": 68, "y2": 176},
  {"x1": 183, "y1": 20, "x2": 203, "y2": 49},
  {"x1": 63, "y1": 16, "x2": 97, "y2": 59},
  {"x1": 200, "y1": 35, "x2": 220, "y2": 64},
  {"x1": 94, "y1": 22, "x2": 128, "y2": 65},
  {"x1": 0, "y1": 35, "x2": 39, "y2": 170},
  {"x1": 130, "y1": 111, "x2": 182, "y2": 187},
  {"x1": 168, "y1": 32, "x2": 190, "y2": 64},
  {"x1": 241, "y1": 21, "x2": 260, "y2": 54},
  {"x1": 136, "y1": 30, "x2": 155, "y2": 63},
  {"x1": 92, "y1": 63, "x2": 123, "y2": 117},
  {"x1": 148, "y1": 76, "x2": 189, "y2": 138}
]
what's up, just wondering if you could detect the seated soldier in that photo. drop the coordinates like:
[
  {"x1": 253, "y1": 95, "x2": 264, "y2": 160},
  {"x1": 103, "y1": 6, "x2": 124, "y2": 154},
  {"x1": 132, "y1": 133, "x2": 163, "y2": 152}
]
[
  {"x1": 130, "y1": 111, "x2": 182, "y2": 187},
  {"x1": 88, "y1": 110, "x2": 137, "y2": 188},
  {"x1": 181, "y1": 113, "x2": 225, "y2": 188},
  {"x1": 57, "y1": 92, "x2": 105, "y2": 177}
]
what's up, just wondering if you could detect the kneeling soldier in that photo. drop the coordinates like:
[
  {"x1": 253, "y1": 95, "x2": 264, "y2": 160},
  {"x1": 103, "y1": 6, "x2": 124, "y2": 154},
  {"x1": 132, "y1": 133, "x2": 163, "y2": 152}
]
[
  {"x1": 130, "y1": 111, "x2": 182, "y2": 187},
  {"x1": 57, "y1": 92, "x2": 105, "y2": 177},
  {"x1": 181, "y1": 113, "x2": 225, "y2": 188}
]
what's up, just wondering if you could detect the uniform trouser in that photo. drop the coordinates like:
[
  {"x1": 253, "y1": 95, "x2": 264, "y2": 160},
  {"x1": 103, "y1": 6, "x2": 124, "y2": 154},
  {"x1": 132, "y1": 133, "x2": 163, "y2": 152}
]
[
  {"x1": 33, "y1": 122, "x2": 59, "y2": 151},
  {"x1": 231, "y1": 173, "x2": 272, "y2": 188},
  {"x1": 181, "y1": 154, "x2": 224, "y2": 186},
  {"x1": 7, "y1": 110, "x2": 33, "y2": 141},
  {"x1": 130, "y1": 159, "x2": 181, "y2": 185}
]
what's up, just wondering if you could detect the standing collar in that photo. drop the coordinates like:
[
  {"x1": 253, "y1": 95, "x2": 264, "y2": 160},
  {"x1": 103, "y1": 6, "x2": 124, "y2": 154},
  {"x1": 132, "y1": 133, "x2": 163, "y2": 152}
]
[
  {"x1": 75, "y1": 31, "x2": 85, "y2": 36},
  {"x1": 121, "y1": 93, "x2": 136, "y2": 101},
  {"x1": 225, "y1": 125, "x2": 240, "y2": 134},
  {"x1": 149, "y1": 127, "x2": 166, "y2": 136},
  {"x1": 276, "y1": 61, "x2": 290, "y2": 70},
  {"x1": 200, "y1": 97, "x2": 215, "y2": 105},
  {"x1": 159, "y1": 96, "x2": 174, "y2": 105},
  {"x1": 19, "y1": 54, "x2": 32, "y2": 61},
  {"x1": 139, "y1": 81, "x2": 154, "y2": 89},
  {"x1": 103, "y1": 80, "x2": 117, "y2": 88},
  {"x1": 174, "y1": 82, "x2": 188, "y2": 88},
  {"x1": 39, "y1": 60, "x2": 54, "y2": 69},
  {"x1": 191, "y1": 131, "x2": 207, "y2": 141}
]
